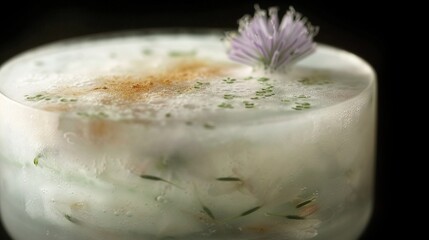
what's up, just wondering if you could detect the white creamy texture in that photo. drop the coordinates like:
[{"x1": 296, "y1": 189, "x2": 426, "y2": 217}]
[{"x1": 0, "y1": 33, "x2": 374, "y2": 124}]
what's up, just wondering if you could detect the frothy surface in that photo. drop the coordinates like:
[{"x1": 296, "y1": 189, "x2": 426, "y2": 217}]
[{"x1": 0, "y1": 33, "x2": 374, "y2": 123}]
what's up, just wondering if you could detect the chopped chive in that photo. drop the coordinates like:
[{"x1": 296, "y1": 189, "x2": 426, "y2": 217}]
[
  {"x1": 286, "y1": 215, "x2": 305, "y2": 220},
  {"x1": 257, "y1": 77, "x2": 270, "y2": 82},
  {"x1": 165, "y1": 113, "x2": 172, "y2": 118},
  {"x1": 216, "y1": 177, "x2": 241, "y2": 181},
  {"x1": 250, "y1": 97, "x2": 259, "y2": 100},
  {"x1": 140, "y1": 174, "x2": 183, "y2": 189},
  {"x1": 33, "y1": 153, "x2": 42, "y2": 166},
  {"x1": 169, "y1": 50, "x2": 196, "y2": 57},
  {"x1": 202, "y1": 206, "x2": 216, "y2": 220},
  {"x1": 218, "y1": 103, "x2": 233, "y2": 109},
  {"x1": 223, "y1": 94, "x2": 235, "y2": 100},
  {"x1": 240, "y1": 206, "x2": 262, "y2": 217},
  {"x1": 203, "y1": 122, "x2": 215, "y2": 129},
  {"x1": 255, "y1": 91, "x2": 265, "y2": 96},
  {"x1": 244, "y1": 102, "x2": 255, "y2": 108},
  {"x1": 194, "y1": 81, "x2": 209, "y2": 89},
  {"x1": 140, "y1": 175, "x2": 164, "y2": 181},
  {"x1": 64, "y1": 214, "x2": 81, "y2": 224},
  {"x1": 223, "y1": 77, "x2": 236, "y2": 84},
  {"x1": 296, "y1": 198, "x2": 315, "y2": 208},
  {"x1": 244, "y1": 76, "x2": 253, "y2": 80}
]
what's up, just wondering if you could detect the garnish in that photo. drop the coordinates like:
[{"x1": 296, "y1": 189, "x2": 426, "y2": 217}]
[
  {"x1": 216, "y1": 177, "x2": 242, "y2": 182},
  {"x1": 223, "y1": 94, "x2": 235, "y2": 100},
  {"x1": 286, "y1": 215, "x2": 306, "y2": 220},
  {"x1": 203, "y1": 122, "x2": 215, "y2": 129},
  {"x1": 265, "y1": 212, "x2": 306, "y2": 220},
  {"x1": 64, "y1": 214, "x2": 81, "y2": 224},
  {"x1": 227, "y1": 5, "x2": 318, "y2": 71},
  {"x1": 292, "y1": 102, "x2": 311, "y2": 110},
  {"x1": 194, "y1": 81, "x2": 210, "y2": 89},
  {"x1": 140, "y1": 174, "x2": 182, "y2": 189},
  {"x1": 218, "y1": 102, "x2": 234, "y2": 109},
  {"x1": 257, "y1": 77, "x2": 270, "y2": 82},
  {"x1": 168, "y1": 50, "x2": 196, "y2": 57},
  {"x1": 243, "y1": 101, "x2": 255, "y2": 108},
  {"x1": 296, "y1": 198, "x2": 315, "y2": 208},
  {"x1": 223, "y1": 77, "x2": 237, "y2": 84},
  {"x1": 76, "y1": 111, "x2": 109, "y2": 119},
  {"x1": 298, "y1": 76, "x2": 332, "y2": 85},
  {"x1": 25, "y1": 93, "x2": 78, "y2": 103},
  {"x1": 239, "y1": 206, "x2": 262, "y2": 217},
  {"x1": 33, "y1": 153, "x2": 42, "y2": 166},
  {"x1": 202, "y1": 206, "x2": 216, "y2": 220}
]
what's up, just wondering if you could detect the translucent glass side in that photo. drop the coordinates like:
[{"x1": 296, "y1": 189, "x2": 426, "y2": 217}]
[{"x1": 0, "y1": 78, "x2": 376, "y2": 240}]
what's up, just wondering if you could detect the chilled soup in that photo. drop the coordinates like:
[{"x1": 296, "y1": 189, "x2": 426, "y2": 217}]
[{"x1": 0, "y1": 32, "x2": 376, "y2": 240}]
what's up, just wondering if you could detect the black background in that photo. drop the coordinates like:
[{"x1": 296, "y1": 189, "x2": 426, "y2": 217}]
[{"x1": 0, "y1": 0, "x2": 399, "y2": 239}]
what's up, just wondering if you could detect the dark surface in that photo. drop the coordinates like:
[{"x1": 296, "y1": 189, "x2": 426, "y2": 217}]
[{"x1": 0, "y1": 1, "x2": 398, "y2": 239}]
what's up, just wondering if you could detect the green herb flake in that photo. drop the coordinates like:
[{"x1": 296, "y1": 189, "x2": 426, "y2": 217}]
[
  {"x1": 140, "y1": 175, "x2": 164, "y2": 181},
  {"x1": 140, "y1": 174, "x2": 183, "y2": 189},
  {"x1": 286, "y1": 215, "x2": 305, "y2": 220},
  {"x1": 65, "y1": 214, "x2": 81, "y2": 224},
  {"x1": 296, "y1": 198, "x2": 315, "y2": 208},
  {"x1": 216, "y1": 177, "x2": 242, "y2": 181},
  {"x1": 244, "y1": 76, "x2": 253, "y2": 80},
  {"x1": 244, "y1": 102, "x2": 255, "y2": 108},
  {"x1": 255, "y1": 91, "x2": 265, "y2": 96},
  {"x1": 194, "y1": 81, "x2": 209, "y2": 89},
  {"x1": 25, "y1": 93, "x2": 48, "y2": 102},
  {"x1": 257, "y1": 77, "x2": 270, "y2": 82},
  {"x1": 298, "y1": 77, "x2": 332, "y2": 86},
  {"x1": 165, "y1": 113, "x2": 172, "y2": 118},
  {"x1": 218, "y1": 103, "x2": 233, "y2": 109},
  {"x1": 33, "y1": 153, "x2": 42, "y2": 166},
  {"x1": 250, "y1": 97, "x2": 259, "y2": 100},
  {"x1": 223, "y1": 77, "x2": 236, "y2": 84},
  {"x1": 223, "y1": 94, "x2": 235, "y2": 100},
  {"x1": 202, "y1": 206, "x2": 216, "y2": 220},
  {"x1": 203, "y1": 122, "x2": 215, "y2": 129},
  {"x1": 169, "y1": 50, "x2": 196, "y2": 57},
  {"x1": 240, "y1": 206, "x2": 262, "y2": 217}
]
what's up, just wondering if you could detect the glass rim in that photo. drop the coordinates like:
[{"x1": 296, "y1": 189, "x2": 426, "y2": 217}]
[{"x1": 0, "y1": 28, "x2": 377, "y2": 126}]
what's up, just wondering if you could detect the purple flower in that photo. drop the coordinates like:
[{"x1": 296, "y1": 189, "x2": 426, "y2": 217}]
[{"x1": 227, "y1": 5, "x2": 318, "y2": 71}]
